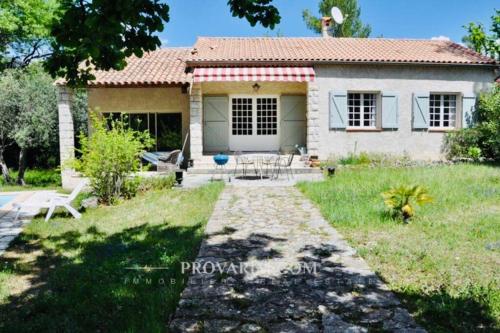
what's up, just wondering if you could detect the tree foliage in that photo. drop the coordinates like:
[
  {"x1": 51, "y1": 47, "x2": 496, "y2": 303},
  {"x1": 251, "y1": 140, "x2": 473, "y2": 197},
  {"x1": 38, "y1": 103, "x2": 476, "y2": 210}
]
[
  {"x1": 228, "y1": 0, "x2": 280, "y2": 28},
  {"x1": 45, "y1": 0, "x2": 281, "y2": 86},
  {"x1": 302, "y1": 0, "x2": 371, "y2": 37},
  {"x1": 462, "y1": 9, "x2": 500, "y2": 60},
  {"x1": 0, "y1": 0, "x2": 57, "y2": 69},
  {"x1": 2, "y1": 64, "x2": 59, "y2": 184}
]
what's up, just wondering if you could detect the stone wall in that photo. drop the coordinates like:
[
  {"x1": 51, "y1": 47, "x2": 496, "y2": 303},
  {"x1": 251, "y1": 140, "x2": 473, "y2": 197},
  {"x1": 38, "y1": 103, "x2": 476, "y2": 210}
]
[
  {"x1": 57, "y1": 86, "x2": 77, "y2": 190},
  {"x1": 190, "y1": 84, "x2": 203, "y2": 161}
]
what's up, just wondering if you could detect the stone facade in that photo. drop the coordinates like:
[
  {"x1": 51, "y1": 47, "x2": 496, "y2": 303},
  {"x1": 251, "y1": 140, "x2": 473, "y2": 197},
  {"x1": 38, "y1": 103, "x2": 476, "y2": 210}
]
[
  {"x1": 189, "y1": 84, "x2": 203, "y2": 161},
  {"x1": 307, "y1": 82, "x2": 320, "y2": 156},
  {"x1": 57, "y1": 86, "x2": 77, "y2": 190}
]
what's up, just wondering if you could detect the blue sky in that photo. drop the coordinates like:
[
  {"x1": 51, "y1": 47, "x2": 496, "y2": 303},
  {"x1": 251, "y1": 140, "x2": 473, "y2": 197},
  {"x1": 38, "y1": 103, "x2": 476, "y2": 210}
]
[{"x1": 159, "y1": 0, "x2": 498, "y2": 47}]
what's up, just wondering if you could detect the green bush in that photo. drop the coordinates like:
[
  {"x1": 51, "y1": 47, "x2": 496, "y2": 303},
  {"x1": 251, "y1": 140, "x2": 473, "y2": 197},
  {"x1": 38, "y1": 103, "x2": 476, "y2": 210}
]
[
  {"x1": 467, "y1": 147, "x2": 482, "y2": 161},
  {"x1": 338, "y1": 152, "x2": 373, "y2": 165},
  {"x1": 137, "y1": 174, "x2": 176, "y2": 193},
  {"x1": 443, "y1": 128, "x2": 481, "y2": 160},
  {"x1": 121, "y1": 175, "x2": 176, "y2": 199},
  {"x1": 0, "y1": 169, "x2": 61, "y2": 187},
  {"x1": 444, "y1": 87, "x2": 500, "y2": 161},
  {"x1": 75, "y1": 115, "x2": 154, "y2": 204}
]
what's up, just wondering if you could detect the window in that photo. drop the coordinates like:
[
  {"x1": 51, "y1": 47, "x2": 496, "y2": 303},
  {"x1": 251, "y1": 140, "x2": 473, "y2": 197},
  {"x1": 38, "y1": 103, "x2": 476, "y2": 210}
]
[
  {"x1": 231, "y1": 98, "x2": 253, "y2": 135},
  {"x1": 348, "y1": 93, "x2": 377, "y2": 128},
  {"x1": 102, "y1": 112, "x2": 182, "y2": 151},
  {"x1": 430, "y1": 94, "x2": 457, "y2": 128},
  {"x1": 256, "y1": 98, "x2": 277, "y2": 135},
  {"x1": 231, "y1": 97, "x2": 278, "y2": 136}
]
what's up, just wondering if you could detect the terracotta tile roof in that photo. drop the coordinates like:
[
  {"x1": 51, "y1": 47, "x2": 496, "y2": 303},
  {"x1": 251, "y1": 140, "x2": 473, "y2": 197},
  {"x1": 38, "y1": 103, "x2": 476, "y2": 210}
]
[
  {"x1": 187, "y1": 37, "x2": 496, "y2": 66},
  {"x1": 87, "y1": 47, "x2": 191, "y2": 86}
]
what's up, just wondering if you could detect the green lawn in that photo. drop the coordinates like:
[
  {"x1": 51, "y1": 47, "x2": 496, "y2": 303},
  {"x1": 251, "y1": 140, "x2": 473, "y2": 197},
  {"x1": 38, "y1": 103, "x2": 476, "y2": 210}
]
[
  {"x1": 0, "y1": 183, "x2": 224, "y2": 333},
  {"x1": 298, "y1": 164, "x2": 500, "y2": 332}
]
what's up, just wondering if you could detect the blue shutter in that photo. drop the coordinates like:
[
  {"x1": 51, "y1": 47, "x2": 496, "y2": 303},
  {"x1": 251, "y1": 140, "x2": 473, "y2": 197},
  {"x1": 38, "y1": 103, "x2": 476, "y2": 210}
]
[
  {"x1": 381, "y1": 92, "x2": 399, "y2": 129},
  {"x1": 329, "y1": 91, "x2": 347, "y2": 129},
  {"x1": 462, "y1": 96, "x2": 476, "y2": 128},
  {"x1": 412, "y1": 93, "x2": 429, "y2": 129}
]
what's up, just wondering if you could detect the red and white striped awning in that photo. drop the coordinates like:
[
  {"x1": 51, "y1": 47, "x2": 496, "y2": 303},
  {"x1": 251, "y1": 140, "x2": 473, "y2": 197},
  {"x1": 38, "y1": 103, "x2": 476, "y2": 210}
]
[{"x1": 193, "y1": 67, "x2": 315, "y2": 83}]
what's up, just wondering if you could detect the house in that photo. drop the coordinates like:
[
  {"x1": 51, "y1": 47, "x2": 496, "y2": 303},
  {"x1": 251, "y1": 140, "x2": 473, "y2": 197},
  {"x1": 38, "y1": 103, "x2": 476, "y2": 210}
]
[{"x1": 56, "y1": 19, "x2": 497, "y2": 188}]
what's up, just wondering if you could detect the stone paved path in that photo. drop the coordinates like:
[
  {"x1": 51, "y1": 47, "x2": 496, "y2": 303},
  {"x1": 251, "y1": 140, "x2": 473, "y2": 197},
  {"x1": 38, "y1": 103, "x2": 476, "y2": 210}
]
[{"x1": 170, "y1": 186, "x2": 425, "y2": 332}]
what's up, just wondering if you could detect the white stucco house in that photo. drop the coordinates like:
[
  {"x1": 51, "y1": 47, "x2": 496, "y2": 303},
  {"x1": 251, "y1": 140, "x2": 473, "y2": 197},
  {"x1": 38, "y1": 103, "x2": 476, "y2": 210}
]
[{"x1": 57, "y1": 20, "x2": 497, "y2": 188}]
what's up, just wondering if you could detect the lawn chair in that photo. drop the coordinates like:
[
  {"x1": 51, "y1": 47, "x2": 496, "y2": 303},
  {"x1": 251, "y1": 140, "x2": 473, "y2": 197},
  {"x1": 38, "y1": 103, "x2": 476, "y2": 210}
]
[{"x1": 13, "y1": 181, "x2": 86, "y2": 222}]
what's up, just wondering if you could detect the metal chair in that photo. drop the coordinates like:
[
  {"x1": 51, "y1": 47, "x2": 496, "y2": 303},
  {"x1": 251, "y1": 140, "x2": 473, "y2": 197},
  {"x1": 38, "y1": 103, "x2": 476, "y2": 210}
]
[
  {"x1": 233, "y1": 151, "x2": 256, "y2": 177},
  {"x1": 260, "y1": 152, "x2": 280, "y2": 178},
  {"x1": 275, "y1": 153, "x2": 295, "y2": 180}
]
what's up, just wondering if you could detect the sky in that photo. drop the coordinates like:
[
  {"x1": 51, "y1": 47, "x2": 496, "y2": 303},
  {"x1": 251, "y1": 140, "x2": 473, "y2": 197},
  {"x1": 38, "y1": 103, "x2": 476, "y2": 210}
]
[{"x1": 158, "y1": 0, "x2": 498, "y2": 47}]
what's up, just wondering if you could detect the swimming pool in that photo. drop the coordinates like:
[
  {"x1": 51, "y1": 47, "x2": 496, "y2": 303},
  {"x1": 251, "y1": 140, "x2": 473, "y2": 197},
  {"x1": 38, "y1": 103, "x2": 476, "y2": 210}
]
[{"x1": 0, "y1": 194, "x2": 15, "y2": 208}]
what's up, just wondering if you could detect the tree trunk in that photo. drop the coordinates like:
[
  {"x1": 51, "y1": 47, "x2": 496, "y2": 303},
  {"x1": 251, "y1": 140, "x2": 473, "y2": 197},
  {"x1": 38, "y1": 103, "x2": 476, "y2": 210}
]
[
  {"x1": 17, "y1": 148, "x2": 27, "y2": 186},
  {"x1": 0, "y1": 150, "x2": 11, "y2": 184}
]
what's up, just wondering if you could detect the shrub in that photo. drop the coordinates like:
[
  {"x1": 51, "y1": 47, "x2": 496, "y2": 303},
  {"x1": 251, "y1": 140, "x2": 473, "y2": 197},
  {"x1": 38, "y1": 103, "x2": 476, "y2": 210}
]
[
  {"x1": 467, "y1": 147, "x2": 482, "y2": 161},
  {"x1": 443, "y1": 128, "x2": 481, "y2": 160},
  {"x1": 75, "y1": 115, "x2": 154, "y2": 204},
  {"x1": 444, "y1": 87, "x2": 500, "y2": 161},
  {"x1": 331, "y1": 152, "x2": 411, "y2": 167},
  {"x1": 0, "y1": 169, "x2": 61, "y2": 187},
  {"x1": 381, "y1": 185, "x2": 433, "y2": 222},
  {"x1": 137, "y1": 174, "x2": 176, "y2": 193}
]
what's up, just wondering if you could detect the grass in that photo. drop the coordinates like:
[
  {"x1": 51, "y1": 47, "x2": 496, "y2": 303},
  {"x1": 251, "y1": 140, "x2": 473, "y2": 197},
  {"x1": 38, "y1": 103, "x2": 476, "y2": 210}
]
[
  {"x1": 297, "y1": 164, "x2": 500, "y2": 332},
  {"x1": 0, "y1": 169, "x2": 61, "y2": 192},
  {"x1": 0, "y1": 182, "x2": 224, "y2": 333}
]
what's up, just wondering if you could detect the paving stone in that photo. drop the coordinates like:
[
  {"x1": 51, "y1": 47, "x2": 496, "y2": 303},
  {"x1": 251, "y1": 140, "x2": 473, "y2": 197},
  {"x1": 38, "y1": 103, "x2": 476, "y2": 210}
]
[{"x1": 169, "y1": 185, "x2": 425, "y2": 332}]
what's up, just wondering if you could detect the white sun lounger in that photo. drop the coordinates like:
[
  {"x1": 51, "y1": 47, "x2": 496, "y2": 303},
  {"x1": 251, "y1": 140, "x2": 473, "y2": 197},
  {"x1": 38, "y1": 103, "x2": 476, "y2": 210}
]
[{"x1": 13, "y1": 181, "x2": 86, "y2": 222}]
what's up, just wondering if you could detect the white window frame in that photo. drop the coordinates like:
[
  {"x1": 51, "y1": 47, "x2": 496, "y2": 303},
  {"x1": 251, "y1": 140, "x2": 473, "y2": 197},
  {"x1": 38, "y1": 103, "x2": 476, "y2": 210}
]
[
  {"x1": 347, "y1": 92, "x2": 378, "y2": 129},
  {"x1": 429, "y1": 93, "x2": 457, "y2": 129},
  {"x1": 228, "y1": 95, "x2": 280, "y2": 151}
]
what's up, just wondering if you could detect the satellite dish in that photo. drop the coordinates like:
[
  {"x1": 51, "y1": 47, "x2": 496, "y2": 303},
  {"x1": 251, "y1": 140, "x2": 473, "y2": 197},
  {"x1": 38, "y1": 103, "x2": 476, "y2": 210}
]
[{"x1": 331, "y1": 7, "x2": 344, "y2": 24}]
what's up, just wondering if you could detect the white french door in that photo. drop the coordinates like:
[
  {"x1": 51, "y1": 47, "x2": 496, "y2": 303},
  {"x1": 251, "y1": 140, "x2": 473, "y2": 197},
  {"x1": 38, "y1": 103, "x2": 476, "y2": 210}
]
[{"x1": 229, "y1": 95, "x2": 280, "y2": 151}]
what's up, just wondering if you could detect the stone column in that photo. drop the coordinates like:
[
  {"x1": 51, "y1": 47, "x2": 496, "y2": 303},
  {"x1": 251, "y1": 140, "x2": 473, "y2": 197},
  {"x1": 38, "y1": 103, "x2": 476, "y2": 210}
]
[
  {"x1": 189, "y1": 83, "x2": 203, "y2": 161},
  {"x1": 57, "y1": 86, "x2": 76, "y2": 190},
  {"x1": 307, "y1": 82, "x2": 320, "y2": 157}
]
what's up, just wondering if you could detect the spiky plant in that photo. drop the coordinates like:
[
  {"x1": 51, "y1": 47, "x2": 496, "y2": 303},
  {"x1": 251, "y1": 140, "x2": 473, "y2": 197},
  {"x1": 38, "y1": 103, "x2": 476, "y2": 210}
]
[{"x1": 381, "y1": 185, "x2": 433, "y2": 222}]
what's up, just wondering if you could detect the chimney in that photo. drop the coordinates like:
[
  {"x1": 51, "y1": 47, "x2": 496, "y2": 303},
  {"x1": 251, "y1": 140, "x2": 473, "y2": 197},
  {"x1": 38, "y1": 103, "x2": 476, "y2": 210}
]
[{"x1": 321, "y1": 17, "x2": 332, "y2": 38}]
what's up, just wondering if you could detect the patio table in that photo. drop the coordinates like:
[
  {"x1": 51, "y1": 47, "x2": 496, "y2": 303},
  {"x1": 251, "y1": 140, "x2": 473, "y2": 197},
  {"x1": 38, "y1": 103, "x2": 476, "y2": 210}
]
[{"x1": 241, "y1": 153, "x2": 280, "y2": 179}]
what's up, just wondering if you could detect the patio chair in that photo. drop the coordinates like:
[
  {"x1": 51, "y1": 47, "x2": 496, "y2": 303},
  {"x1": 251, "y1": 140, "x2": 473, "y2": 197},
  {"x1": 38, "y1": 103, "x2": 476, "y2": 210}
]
[
  {"x1": 260, "y1": 152, "x2": 280, "y2": 178},
  {"x1": 13, "y1": 181, "x2": 86, "y2": 222},
  {"x1": 275, "y1": 153, "x2": 295, "y2": 180},
  {"x1": 233, "y1": 151, "x2": 257, "y2": 177}
]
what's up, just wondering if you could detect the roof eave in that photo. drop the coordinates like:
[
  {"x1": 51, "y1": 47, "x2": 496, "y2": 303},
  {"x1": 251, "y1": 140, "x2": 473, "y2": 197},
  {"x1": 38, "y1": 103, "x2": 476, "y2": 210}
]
[{"x1": 185, "y1": 59, "x2": 497, "y2": 68}]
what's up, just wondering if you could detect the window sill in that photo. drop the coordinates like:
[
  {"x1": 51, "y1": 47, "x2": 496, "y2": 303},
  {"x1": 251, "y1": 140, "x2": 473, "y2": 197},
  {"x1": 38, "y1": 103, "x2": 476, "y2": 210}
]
[
  {"x1": 428, "y1": 128, "x2": 457, "y2": 133},
  {"x1": 346, "y1": 128, "x2": 382, "y2": 132}
]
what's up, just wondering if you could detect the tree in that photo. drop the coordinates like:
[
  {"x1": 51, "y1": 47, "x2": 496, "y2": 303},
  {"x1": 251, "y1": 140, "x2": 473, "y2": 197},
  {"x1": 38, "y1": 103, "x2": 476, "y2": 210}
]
[
  {"x1": 302, "y1": 0, "x2": 371, "y2": 37},
  {"x1": 0, "y1": 0, "x2": 57, "y2": 70},
  {"x1": 0, "y1": 70, "x2": 19, "y2": 182},
  {"x1": 44, "y1": 0, "x2": 281, "y2": 86},
  {"x1": 462, "y1": 9, "x2": 500, "y2": 60},
  {"x1": 0, "y1": 65, "x2": 58, "y2": 185}
]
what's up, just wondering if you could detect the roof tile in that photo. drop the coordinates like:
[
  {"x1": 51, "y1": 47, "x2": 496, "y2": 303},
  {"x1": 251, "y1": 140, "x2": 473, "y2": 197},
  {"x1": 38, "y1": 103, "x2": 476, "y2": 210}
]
[
  {"x1": 88, "y1": 47, "x2": 191, "y2": 86},
  {"x1": 187, "y1": 37, "x2": 495, "y2": 65}
]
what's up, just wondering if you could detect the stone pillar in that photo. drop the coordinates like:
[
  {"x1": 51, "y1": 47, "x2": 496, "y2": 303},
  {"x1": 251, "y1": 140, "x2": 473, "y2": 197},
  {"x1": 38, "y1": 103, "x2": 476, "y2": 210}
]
[
  {"x1": 189, "y1": 83, "x2": 203, "y2": 161},
  {"x1": 307, "y1": 82, "x2": 320, "y2": 157},
  {"x1": 57, "y1": 86, "x2": 76, "y2": 190}
]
